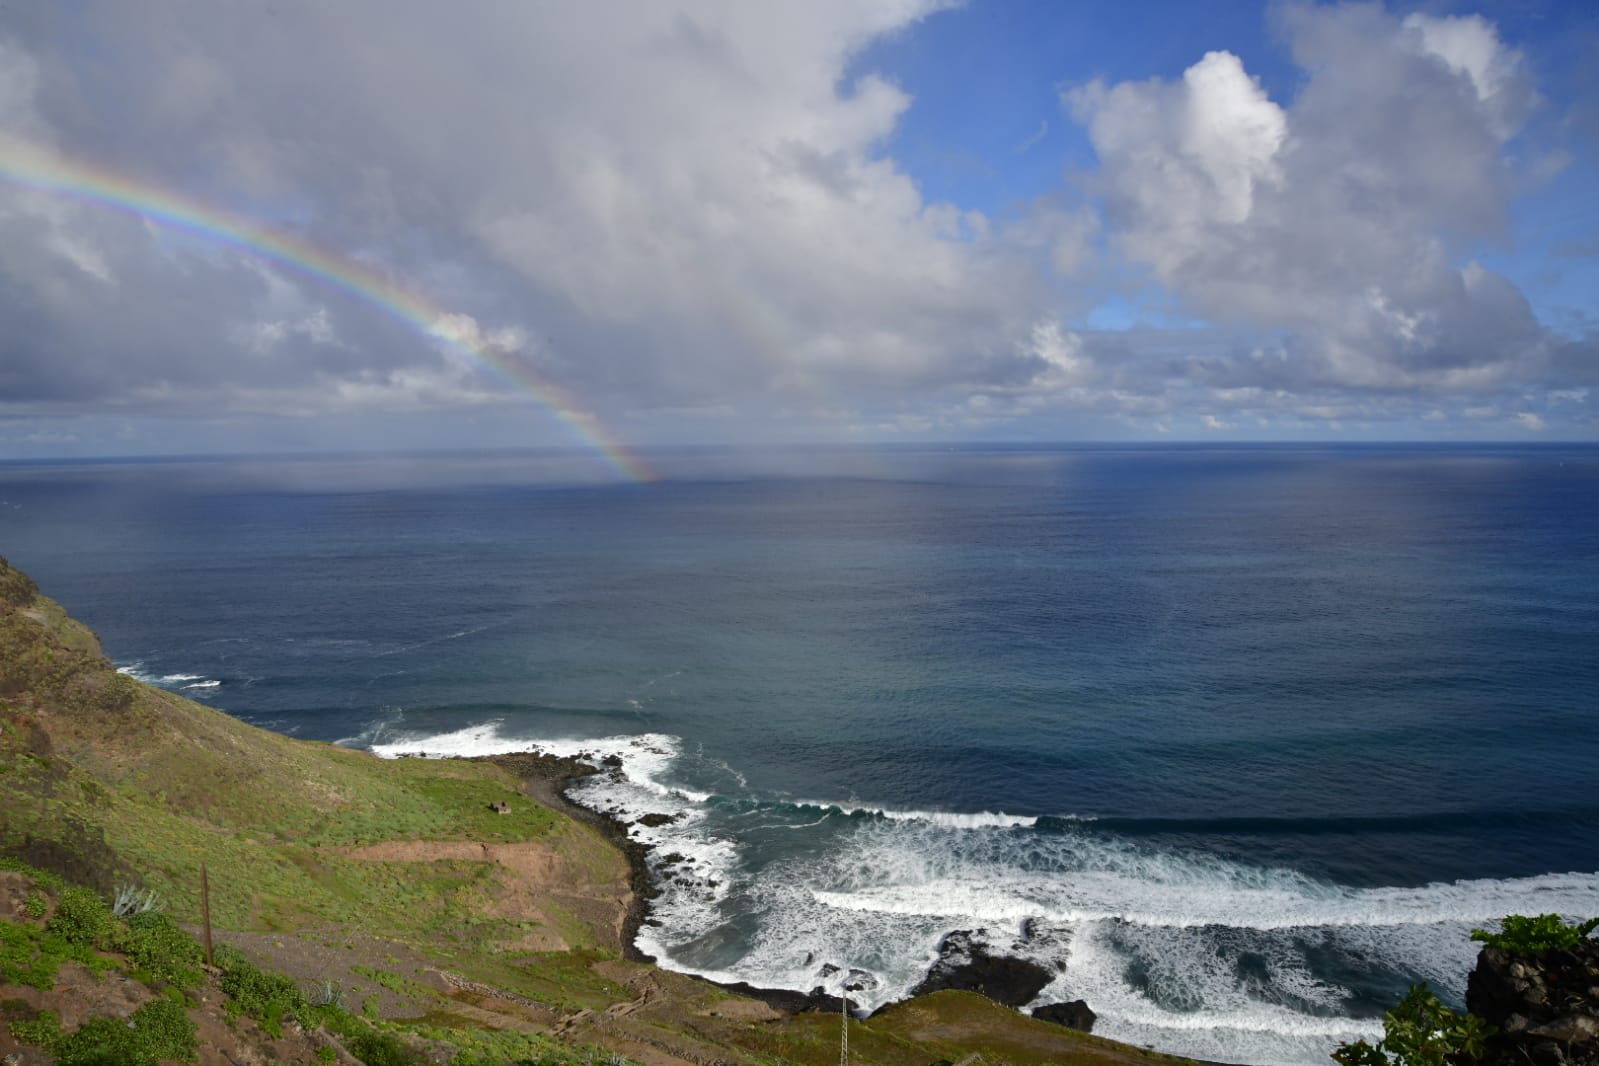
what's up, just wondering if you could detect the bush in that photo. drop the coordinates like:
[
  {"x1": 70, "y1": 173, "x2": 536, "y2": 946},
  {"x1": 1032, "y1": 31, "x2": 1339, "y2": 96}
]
[
  {"x1": 1470, "y1": 913, "x2": 1598, "y2": 953},
  {"x1": 1333, "y1": 984, "x2": 1495, "y2": 1066},
  {"x1": 57, "y1": 998, "x2": 197, "y2": 1066},
  {"x1": 47, "y1": 885, "x2": 113, "y2": 948},
  {"x1": 217, "y1": 946, "x2": 306, "y2": 1038},
  {"x1": 9, "y1": 1007, "x2": 62, "y2": 1048},
  {"x1": 344, "y1": 1027, "x2": 429, "y2": 1066},
  {"x1": 117, "y1": 911, "x2": 204, "y2": 988},
  {"x1": 0, "y1": 918, "x2": 64, "y2": 989}
]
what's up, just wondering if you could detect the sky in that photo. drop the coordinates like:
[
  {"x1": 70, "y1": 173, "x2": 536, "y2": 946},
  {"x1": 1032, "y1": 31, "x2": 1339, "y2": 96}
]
[{"x1": 1, "y1": 0, "x2": 1597, "y2": 463}]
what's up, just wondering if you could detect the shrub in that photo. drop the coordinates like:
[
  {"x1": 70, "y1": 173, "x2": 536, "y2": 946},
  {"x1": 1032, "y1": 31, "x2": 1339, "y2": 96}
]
[
  {"x1": 24, "y1": 891, "x2": 47, "y2": 919},
  {"x1": 9, "y1": 1007, "x2": 62, "y2": 1048},
  {"x1": 217, "y1": 946, "x2": 306, "y2": 1038},
  {"x1": 47, "y1": 998, "x2": 197, "y2": 1066},
  {"x1": 0, "y1": 918, "x2": 64, "y2": 989},
  {"x1": 47, "y1": 885, "x2": 113, "y2": 948},
  {"x1": 1470, "y1": 913, "x2": 1598, "y2": 953},
  {"x1": 117, "y1": 911, "x2": 204, "y2": 988},
  {"x1": 344, "y1": 1027, "x2": 429, "y2": 1066},
  {"x1": 1333, "y1": 984, "x2": 1495, "y2": 1066}
]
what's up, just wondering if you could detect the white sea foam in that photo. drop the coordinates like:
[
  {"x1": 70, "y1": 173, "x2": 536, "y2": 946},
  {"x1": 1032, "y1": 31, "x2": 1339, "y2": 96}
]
[
  {"x1": 115, "y1": 662, "x2": 155, "y2": 682},
  {"x1": 357, "y1": 721, "x2": 1599, "y2": 1066},
  {"x1": 792, "y1": 801, "x2": 1039, "y2": 829},
  {"x1": 116, "y1": 663, "x2": 219, "y2": 692}
]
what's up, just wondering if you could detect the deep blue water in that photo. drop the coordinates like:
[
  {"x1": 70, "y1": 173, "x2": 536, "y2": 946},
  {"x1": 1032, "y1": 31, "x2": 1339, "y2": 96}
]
[{"x1": 2, "y1": 444, "x2": 1596, "y2": 1064}]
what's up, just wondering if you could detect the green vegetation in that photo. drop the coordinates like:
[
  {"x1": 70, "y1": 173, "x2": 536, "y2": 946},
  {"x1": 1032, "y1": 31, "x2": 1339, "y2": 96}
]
[
  {"x1": 8, "y1": 998, "x2": 198, "y2": 1066},
  {"x1": 117, "y1": 909, "x2": 205, "y2": 987},
  {"x1": 111, "y1": 882, "x2": 165, "y2": 916},
  {"x1": 0, "y1": 552, "x2": 39, "y2": 606},
  {"x1": 1330, "y1": 913, "x2": 1599, "y2": 1066},
  {"x1": 217, "y1": 943, "x2": 309, "y2": 1037},
  {"x1": 1333, "y1": 984, "x2": 1494, "y2": 1066},
  {"x1": 48, "y1": 884, "x2": 115, "y2": 947},
  {"x1": 1470, "y1": 913, "x2": 1599, "y2": 953}
]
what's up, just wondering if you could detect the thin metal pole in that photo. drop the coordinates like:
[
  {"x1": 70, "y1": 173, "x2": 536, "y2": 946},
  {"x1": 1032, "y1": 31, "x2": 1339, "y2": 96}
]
[{"x1": 840, "y1": 991, "x2": 848, "y2": 1066}]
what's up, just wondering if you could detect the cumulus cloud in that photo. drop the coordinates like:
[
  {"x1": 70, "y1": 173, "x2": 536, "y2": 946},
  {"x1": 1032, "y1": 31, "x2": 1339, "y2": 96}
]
[{"x1": 1064, "y1": 3, "x2": 1562, "y2": 411}]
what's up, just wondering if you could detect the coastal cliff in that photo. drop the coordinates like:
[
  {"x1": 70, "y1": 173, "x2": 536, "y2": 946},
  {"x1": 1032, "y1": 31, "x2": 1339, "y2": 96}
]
[
  {"x1": 0, "y1": 553, "x2": 1190, "y2": 1066},
  {"x1": 1468, "y1": 940, "x2": 1599, "y2": 1066}
]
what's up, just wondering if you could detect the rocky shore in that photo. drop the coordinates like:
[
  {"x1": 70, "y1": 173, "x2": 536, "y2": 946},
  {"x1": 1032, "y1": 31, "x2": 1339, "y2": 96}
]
[
  {"x1": 482, "y1": 749, "x2": 1102, "y2": 1034},
  {"x1": 484, "y1": 746, "x2": 1599, "y2": 1066}
]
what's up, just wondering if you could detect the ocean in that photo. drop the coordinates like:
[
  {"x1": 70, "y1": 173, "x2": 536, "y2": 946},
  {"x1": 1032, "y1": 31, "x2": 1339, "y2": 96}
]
[{"x1": 2, "y1": 444, "x2": 1596, "y2": 1065}]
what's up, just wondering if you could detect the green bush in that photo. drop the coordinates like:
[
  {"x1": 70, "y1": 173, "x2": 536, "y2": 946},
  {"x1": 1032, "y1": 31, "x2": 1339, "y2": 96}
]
[
  {"x1": 24, "y1": 891, "x2": 47, "y2": 918},
  {"x1": 0, "y1": 918, "x2": 64, "y2": 989},
  {"x1": 1, "y1": 906, "x2": 115, "y2": 989},
  {"x1": 116, "y1": 911, "x2": 204, "y2": 988},
  {"x1": 1333, "y1": 984, "x2": 1495, "y2": 1066},
  {"x1": 1470, "y1": 913, "x2": 1598, "y2": 953},
  {"x1": 47, "y1": 885, "x2": 113, "y2": 947},
  {"x1": 50, "y1": 998, "x2": 197, "y2": 1066},
  {"x1": 9, "y1": 1007, "x2": 62, "y2": 1048},
  {"x1": 345, "y1": 1027, "x2": 429, "y2": 1066},
  {"x1": 217, "y1": 945, "x2": 306, "y2": 1038}
]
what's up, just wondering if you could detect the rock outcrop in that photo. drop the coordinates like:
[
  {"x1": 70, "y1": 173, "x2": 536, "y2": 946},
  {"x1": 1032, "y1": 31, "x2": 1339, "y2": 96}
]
[
  {"x1": 1467, "y1": 939, "x2": 1599, "y2": 1066},
  {"x1": 1032, "y1": 998, "x2": 1097, "y2": 1032},
  {"x1": 909, "y1": 930, "x2": 1054, "y2": 1008}
]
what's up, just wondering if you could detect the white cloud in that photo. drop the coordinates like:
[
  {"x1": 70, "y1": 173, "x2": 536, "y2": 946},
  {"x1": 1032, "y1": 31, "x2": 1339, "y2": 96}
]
[{"x1": 1064, "y1": 3, "x2": 1546, "y2": 398}]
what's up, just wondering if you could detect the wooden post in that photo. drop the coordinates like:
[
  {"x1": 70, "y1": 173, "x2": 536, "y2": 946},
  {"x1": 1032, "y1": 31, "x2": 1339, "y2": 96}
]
[{"x1": 200, "y1": 862, "x2": 214, "y2": 968}]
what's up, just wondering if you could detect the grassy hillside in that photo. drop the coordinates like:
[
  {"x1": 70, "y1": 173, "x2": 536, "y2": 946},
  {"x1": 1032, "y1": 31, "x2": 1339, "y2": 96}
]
[{"x1": 0, "y1": 553, "x2": 1197, "y2": 1066}]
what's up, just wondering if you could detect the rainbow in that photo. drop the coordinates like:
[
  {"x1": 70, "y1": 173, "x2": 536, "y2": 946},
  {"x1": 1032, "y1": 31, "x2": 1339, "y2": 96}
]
[{"x1": 0, "y1": 133, "x2": 654, "y2": 482}]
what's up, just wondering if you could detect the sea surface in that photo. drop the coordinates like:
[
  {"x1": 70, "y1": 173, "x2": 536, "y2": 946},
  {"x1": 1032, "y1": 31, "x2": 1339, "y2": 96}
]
[{"x1": 2, "y1": 444, "x2": 1597, "y2": 1065}]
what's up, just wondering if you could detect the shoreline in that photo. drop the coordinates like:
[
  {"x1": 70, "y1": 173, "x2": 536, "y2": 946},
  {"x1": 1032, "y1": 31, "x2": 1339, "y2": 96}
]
[
  {"x1": 480, "y1": 750, "x2": 872, "y2": 1017},
  {"x1": 474, "y1": 748, "x2": 1268, "y2": 1066}
]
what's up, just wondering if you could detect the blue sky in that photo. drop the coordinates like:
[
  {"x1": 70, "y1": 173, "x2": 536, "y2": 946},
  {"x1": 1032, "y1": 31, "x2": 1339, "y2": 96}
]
[{"x1": 0, "y1": 1, "x2": 1596, "y2": 459}]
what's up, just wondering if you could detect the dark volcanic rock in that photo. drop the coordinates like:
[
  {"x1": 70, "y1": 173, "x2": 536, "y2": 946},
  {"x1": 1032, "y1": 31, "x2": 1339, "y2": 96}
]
[
  {"x1": 1467, "y1": 940, "x2": 1599, "y2": 1066},
  {"x1": 1032, "y1": 999, "x2": 1096, "y2": 1033},
  {"x1": 910, "y1": 930, "x2": 1053, "y2": 1008},
  {"x1": 715, "y1": 981, "x2": 858, "y2": 1016}
]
